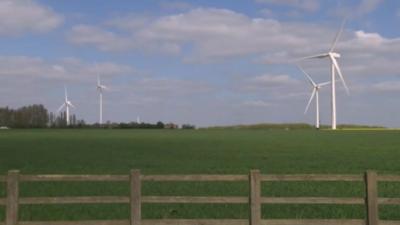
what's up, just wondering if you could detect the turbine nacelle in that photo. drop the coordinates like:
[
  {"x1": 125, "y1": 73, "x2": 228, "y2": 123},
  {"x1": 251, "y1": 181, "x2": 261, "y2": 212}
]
[
  {"x1": 66, "y1": 101, "x2": 75, "y2": 107},
  {"x1": 59, "y1": 86, "x2": 75, "y2": 112},
  {"x1": 97, "y1": 74, "x2": 108, "y2": 93},
  {"x1": 97, "y1": 85, "x2": 107, "y2": 92},
  {"x1": 329, "y1": 52, "x2": 341, "y2": 58}
]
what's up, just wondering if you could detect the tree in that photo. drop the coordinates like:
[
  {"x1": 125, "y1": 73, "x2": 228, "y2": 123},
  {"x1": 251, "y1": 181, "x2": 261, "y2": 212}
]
[
  {"x1": 156, "y1": 121, "x2": 165, "y2": 129},
  {"x1": 182, "y1": 124, "x2": 196, "y2": 129}
]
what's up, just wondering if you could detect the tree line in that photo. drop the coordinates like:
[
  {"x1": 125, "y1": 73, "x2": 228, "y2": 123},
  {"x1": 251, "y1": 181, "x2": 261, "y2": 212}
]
[
  {"x1": 0, "y1": 105, "x2": 85, "y2": 128},
  {"x1": 0, "y1": 104, "x2": 195, "y2": 129},
  {"x1": 0, "y1": 105, "x2": 49, "y2": 128}
]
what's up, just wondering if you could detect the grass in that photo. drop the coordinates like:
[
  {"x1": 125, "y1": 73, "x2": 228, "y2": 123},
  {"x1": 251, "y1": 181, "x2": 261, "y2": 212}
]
[{"x1": 0, "y1": 129, "x2": 400, "y2": 221}]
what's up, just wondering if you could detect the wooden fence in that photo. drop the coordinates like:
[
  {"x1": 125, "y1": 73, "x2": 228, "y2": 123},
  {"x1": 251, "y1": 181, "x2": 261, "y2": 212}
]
[{"x1": 0, "y1": 170, "x2": 400, "y2": 225}]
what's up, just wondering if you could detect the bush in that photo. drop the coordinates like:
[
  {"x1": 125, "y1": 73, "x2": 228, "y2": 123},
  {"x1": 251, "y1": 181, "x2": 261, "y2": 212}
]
[{"x1": 182, "y1": 124, "x2": 196, "y2": 129}]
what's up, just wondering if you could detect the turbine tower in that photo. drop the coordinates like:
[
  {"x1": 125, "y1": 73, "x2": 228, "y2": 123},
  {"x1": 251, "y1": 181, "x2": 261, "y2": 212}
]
[
  {"x1": 136, "y1": 116, "x2": 141, "y2": 124},
  {"x1": 298, "y1": 65, "x2": 331, "y2": 129},
  {"x1": 57, "y1": 86, "x2": 75, "y2": 126},
  {"x1": 299, "y1": 20, "x2": 349, "y2": 130},
  {"x1": 97, "y1": 74, "x2": 108, "y2": 125}
]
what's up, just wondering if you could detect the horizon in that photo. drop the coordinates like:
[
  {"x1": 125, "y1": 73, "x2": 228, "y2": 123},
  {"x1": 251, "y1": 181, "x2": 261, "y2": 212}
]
[
  {"x1": 0, "y1": 0, "x2": 399, "y2": 128},
  {"x1": 0, "y1": 103, "x2": 391, "y2": 129}
]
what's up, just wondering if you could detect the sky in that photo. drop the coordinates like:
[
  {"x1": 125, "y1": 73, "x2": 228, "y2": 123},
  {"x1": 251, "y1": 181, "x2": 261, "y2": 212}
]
[{"x1": 0, "y1": 0, "x2": 399, "y2": 127}]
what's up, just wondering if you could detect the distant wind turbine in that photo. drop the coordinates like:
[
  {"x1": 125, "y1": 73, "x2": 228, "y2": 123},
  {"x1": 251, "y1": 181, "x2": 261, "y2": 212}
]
[
  {"x1": 298, "y1": 19, "x2": 349, "y2": 130},
  {"x1": 136, "y1": 116, "x2": 141, "y2": 124},
  {"x1": 298, "y1": 65, "x2": 331, "y2": 130},
  {"x1": 96, "y1": 67, "x2": 108, "y2": 125},
  {"x1": 57, "y1": 86, "x2": 75, "y2": 126}
]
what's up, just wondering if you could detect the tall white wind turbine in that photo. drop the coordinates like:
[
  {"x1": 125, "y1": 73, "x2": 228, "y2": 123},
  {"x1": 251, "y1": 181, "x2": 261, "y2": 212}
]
[
  {"x1": 299, "y1": 20, "x2": 349, "y2": 130},
  {"x1": 299, "y1": 66, "x2": 331, "y2": 129},
  {"x1": 96, "y1": 70, "x2": 108, "y2": 125},
  {"x1": 57, "y1": 86, "x2": 75, "y2": 126},
  {"x1": 136, "y1": 116, "x2": 141, "y2": 124}
]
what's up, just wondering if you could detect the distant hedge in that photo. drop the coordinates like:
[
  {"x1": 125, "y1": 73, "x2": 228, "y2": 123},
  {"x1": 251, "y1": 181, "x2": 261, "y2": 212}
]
[{"x1": 204, "y1": 123, "x2": 385, "y2": 130}]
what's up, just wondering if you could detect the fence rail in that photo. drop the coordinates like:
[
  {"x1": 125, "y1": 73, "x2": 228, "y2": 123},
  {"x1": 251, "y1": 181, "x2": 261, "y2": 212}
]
[{"x1": 1, "y1": 170, "x2": 400, "y2": 225}]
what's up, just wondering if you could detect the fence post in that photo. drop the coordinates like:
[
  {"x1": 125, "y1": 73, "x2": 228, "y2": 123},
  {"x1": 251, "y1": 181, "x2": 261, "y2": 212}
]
[
  {"x1": 365, "y1": 170, "x2": 378, "y2": 225},
  {"x1": 130, "y1": 170, "x2": 141, "y2": 225},
  {"x1": 249, "y1": 170, "x2": 261, "y2": 225},
  {"x1": 6, "y1": 170, "x2": 19, "y2": 225}
]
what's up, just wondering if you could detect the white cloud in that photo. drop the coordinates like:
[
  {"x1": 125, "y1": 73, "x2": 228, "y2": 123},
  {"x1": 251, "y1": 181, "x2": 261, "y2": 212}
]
[
  {"x1": 259, "y1": 8, "x2": 274, "y2": 17},
  {"x1": 370, "y1": 81, "x2": 400, "y2": 92},
  {"x1": 351, "y1": 80, "x2": 400, "y2": 95},
  {"x1": 239, "y1": 74, "x2": 301, "y2": 93},
  {"x1": 75, "y1": 7, "x2": 396, "y2": 68},
  {"x1": 255, "y1": 0, "x2": 320, "y2": 12},
  {"x1": 354, "y1": 30, "x2": 384, "y2": 46},
  {"x1": 0, "y1": 56, "x2": 133, "y2": 81},
  {"x1": 355, "y1": 0, "x2": 383, "y2": 16},
  {"x1": 68, "y1": 25, "x2": 135, "y2": 52},
  {"x1": 131, "y1": 78, "x2": 213, "y2": 95},
  {"x1": 159, "y1": 1, "x2": 194, "y2": 11},
  {"x1": 68, "y1": 8, "x2": 400, "y2": 80},
  {"x1": 251, "y1": 74, "x2": 299, "y2": 86},
  {"x1": 242, "y1": 100, "x2": 271, "y2": 107},
  {"x1": 335, "y1": 0, "x2": 384, "y2": 18},
  {"x1": 106, "y1": 14, "x2": 151, "y2": 31},
  {"x1": 69, "y1": 8, "x2": 331, "y2": 58},
  {"x1": 0, "y1": 0, "x2": 62, "y2": 36},
  {"x1": 135, "y1": 8, "x2": 322, "y2": 58}
]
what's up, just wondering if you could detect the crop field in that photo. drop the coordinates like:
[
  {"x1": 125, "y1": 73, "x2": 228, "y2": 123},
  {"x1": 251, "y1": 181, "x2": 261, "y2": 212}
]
[{"x1": 0, "y1": 129, "x2": 400, "y2": 221}]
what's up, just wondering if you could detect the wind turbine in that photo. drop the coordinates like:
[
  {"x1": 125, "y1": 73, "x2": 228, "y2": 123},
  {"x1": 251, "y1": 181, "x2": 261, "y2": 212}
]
[
  {"x1": 299, "y1": 20, "x2": 349, "y2": 130},
  {"x1": 57, "y1": 86, "x2": 75, "y2": 126},
  {"x1": 298, "y1": 65, "x2": 330, "y2": 130},
  {"x1": 96, "y1": 69, "x2": 108, "y2": 125},
  {"x1": 136, "y1": 116, "x2": 141, "y2": 124}
]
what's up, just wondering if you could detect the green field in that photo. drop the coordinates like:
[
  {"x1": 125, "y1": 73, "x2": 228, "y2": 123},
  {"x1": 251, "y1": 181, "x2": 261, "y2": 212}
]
[{"x1": 0, "y1": 129, "x2": 400, "y2": 220}]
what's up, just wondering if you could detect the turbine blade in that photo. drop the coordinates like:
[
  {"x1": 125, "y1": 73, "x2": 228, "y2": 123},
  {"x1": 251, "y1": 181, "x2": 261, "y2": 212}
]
[
  {"x1": 57, "y1": 103, "x2": 66, "y2": 112},
  {"x1": 95, "y1": 62, "x2": 102, "y2": 86},
  {"x1": 68, "y1": 102, "x2": 76, "y2": 108},
  {"x1": 319, "y1": 81, "x2": 331, "y2": 87},
  {"x1": 330, "y1": 19, "x2": 347, "y2": 52},
  {"x1": 304, "y1": 88, "x2": 316, "y2": 114},
  {"x1": 297, "y1": 64, "x2": 316, "y2": 87},
  {"x1": 296, "y1": 53, "x2": 329, "y2": 61},
  {"x1": 330, "y1": 55, "x2": 350, "y2": 94},
  {"x1": 64, "y1": 85, "x2": 68, "y2": 101}
]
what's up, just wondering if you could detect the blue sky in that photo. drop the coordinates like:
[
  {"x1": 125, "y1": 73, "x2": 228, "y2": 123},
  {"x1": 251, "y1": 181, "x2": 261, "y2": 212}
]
[{"x1": 0, "y1": 0, "x2": 399, "y2": 127}]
